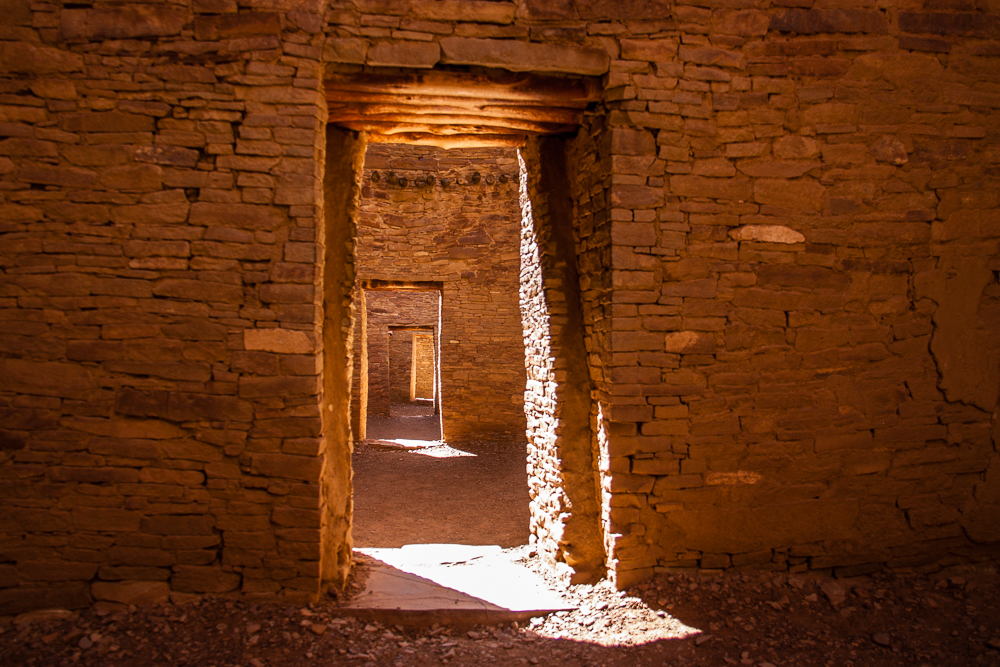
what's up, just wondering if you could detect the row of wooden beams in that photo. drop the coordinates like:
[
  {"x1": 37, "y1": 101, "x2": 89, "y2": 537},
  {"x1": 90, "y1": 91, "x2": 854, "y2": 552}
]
[
  {"x1": 327, "y1": 99, "x2": 584, "y2": 125},
  {"x1": 327, "y1": 91, "x2": 587, "y2": 111},
  {"x1": 332, "y1": 114, "x2": 575, "y2": 135}
]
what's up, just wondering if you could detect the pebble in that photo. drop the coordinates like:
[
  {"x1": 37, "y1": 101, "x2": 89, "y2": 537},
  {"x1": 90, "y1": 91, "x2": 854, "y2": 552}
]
[
  {"x1": 987, "y1": 638, "x2": 1000, "y2": 650},
  {"x1": 694, "y1": 634, "x2": 713, "y2": 646},
  {"x1": 78, "y1": 637, "x2": 92, "y2": 649},
  {"x1": 310, "y1": 623, "x2": 328, "y2": 635},
  {"x1": 872, "y1": 633, "x2": 891, "y2": 647}
]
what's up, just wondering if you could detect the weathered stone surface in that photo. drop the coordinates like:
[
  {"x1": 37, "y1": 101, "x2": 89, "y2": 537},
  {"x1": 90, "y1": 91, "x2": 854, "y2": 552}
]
[
  {"x1": 0, "y1": 359, "x2": 94, "y2": 399},
  {"x1": 0, "y1": 42, "x2": 83, "y2": 73},
  {"x1": 576, "y1": 0, "x2": 673, "y2": 20},
  {"x1": 899, "y1": 12, "x2": 1000, "y2": 38},
  {"x1": 870, "y1": 135, "x2": 908, "y2": 165},
  {"x1": 929, "y1": 259, "x2": 999, "y2": 411},
  {"x1": 61, "y1": 6, "x2": 188, "y2": 41},
  {"x1": 773, "y1": 135, "x2": 820, "y2": 159},
  {"x1": 963, "y1": 457, "x2": 1000, "y2": 544},
  {"x1": 670, "y1": 175, "x2": 753, "y2": 201},
  {"x1": 412, "y1": 0, "x2": 514, "y2": 23},
  {"x1": 244, "y1": 328, "x2": 313, "y2": 354},
  {"x1": 189, "y1": 203, "x2": 286, "y2": 230},
  {"x1": 620, "y1": 38, "x2": 678, "y2": 62},
  {"x1": 713, "y1": 10, "x2": 769, "y2": 36},
  {"x1": 91, "y1": 581, "x2": 170, "y2": 606},
  {"x1": 440, "y1": 37, "x2": 609, "y2": 75},
  {"x1": 367, "y1": 41, "x2": 440, "y2": 68},
  {"x1": 171, "y1": 567, "x2": 240, "y2": 594},
  {"x1": 194, "y1": 12, "x2": 281, "y2": 40},
  {"x1": 249, "y1": 454, "x2": 319, "y2": 484},
  {"x1": 663, "y1": 331, "x2": 715, "y2": 354},
  {"x1": 754, "y1": 179, "x2": 826, "y2": 211},
  {"x1": 769, "y1": 9, "x2": 889, "y2": 34},
  {"x1": 737, "y1": 160, "x2": 821, "y2": 178},
  {"x1": 324, "y1": 37, "x2": 368, "y2": 64},
  {"x1": 678, "y1": 45, "x2": 744, "y2": 69}
]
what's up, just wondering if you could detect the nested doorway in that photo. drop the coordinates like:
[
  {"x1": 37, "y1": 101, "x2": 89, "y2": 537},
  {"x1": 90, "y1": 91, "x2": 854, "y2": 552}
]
[{"x1": 320, "y1": 68, "x2": 609, "y2": 587}]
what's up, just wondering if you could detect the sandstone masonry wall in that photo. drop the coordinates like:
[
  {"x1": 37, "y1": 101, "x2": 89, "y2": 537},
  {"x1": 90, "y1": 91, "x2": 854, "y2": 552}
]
[
  {"x1": 0, "y1": 0, "x2": 998, "y2": 614},
  {"x1": 353, "y1": 144, "x2": 527, "y2": 442},
  {"x1": 0, "y1": 0, "x2": 336, "y2": 613}
]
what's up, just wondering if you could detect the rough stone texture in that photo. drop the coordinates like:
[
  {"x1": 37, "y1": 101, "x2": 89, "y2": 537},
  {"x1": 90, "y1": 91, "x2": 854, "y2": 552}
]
[
  {"x1": 0, "y1": 0, "x2": 998, "y2": 613},
  {"x1": 351, "y1": 145, "x2": 527, "y2": 443},
  {"x1": 519, "y1": 137, "x2": 607, "y2": 583}
]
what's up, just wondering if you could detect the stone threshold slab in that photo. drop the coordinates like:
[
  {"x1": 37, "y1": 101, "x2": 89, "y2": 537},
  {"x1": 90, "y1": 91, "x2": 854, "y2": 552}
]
[{"x1": 336, "y1": 544, "x2": 574, "y2": 627}]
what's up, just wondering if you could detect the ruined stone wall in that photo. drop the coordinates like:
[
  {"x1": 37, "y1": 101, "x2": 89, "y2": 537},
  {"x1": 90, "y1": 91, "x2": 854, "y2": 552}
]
[
  {"x1": 324, "y1": 1, "x2": 1000, "y2": 584},
  {"x1": 0, "y1": 0, "x2": 998, "y2": 615},
  {"x1": 355, "y1": 144, "x2": 527, "y2": 442},
  {"x1": 0, "y1": 0, "x2": 334, "y2": 613}
]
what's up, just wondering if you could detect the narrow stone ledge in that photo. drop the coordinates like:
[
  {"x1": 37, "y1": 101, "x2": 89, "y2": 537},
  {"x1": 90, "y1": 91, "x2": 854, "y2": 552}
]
[{"x1": 439, "y1": 37, "x2": 609, "y2": 76}]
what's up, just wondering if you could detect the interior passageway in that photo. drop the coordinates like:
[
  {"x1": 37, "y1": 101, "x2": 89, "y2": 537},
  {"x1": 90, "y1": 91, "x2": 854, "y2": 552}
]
[{"x1": 350, "y1": 142, "x2": 531, "y2": 550}]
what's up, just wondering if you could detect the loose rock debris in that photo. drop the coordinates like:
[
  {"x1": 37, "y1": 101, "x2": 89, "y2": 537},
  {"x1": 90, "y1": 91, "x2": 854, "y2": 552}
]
[{"x1": 2, "y1": 554, "x2": 997, "y2": 666}]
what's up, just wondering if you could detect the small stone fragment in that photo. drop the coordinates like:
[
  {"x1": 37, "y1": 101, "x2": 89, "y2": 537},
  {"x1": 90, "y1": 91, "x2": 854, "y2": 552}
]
[
  {"x1": 872, "y1": 632, "x2": 891, "y2": 647},
  {"x1": 694, "y1": 634, "x2": 713, "y2": 646},
  {"x1": 987, "y1": 638, "x2": 1000, "y2": 650},
  {"x1": 870, "y1": 135, "x2": 908, "y2": 165},
  {"x1": 310, "y1": 623, "x2": 327, "y2": 635},
  {"x1": 821, "y1": 581, "x2": 847, "y2": 607}
]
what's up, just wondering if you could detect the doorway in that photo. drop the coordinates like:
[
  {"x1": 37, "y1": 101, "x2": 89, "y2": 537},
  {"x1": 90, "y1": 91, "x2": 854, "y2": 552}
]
[
  {"x1": 320, "y1": 68, "x2": 608, "y2": 588},
  {"x1": 349, "y1": 141, "x2": 529, "y2": 548}
]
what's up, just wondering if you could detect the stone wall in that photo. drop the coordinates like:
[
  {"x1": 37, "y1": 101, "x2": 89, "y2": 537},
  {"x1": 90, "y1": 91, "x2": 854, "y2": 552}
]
[
  {"x1": 353, "y1": 144, "x2": 528, "y2": 442},
  {"x1": 0, "y1": 0, "x2": 998, "y2": 614}
]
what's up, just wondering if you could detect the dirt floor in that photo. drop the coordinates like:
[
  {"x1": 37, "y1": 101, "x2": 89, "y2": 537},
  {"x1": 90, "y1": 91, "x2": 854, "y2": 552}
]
[
  {"x1": 353, "y1": 404, "x2": 531, "y2": 548},
  {"x1": 3, "y1": 560, "x2": 998, "y2": 666}
]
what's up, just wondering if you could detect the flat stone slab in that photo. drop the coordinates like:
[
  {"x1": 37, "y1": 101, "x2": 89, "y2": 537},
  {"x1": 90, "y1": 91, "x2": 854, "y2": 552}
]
[{"x1": 339, "y1": 545, "x2": 573, "y2": 627}]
